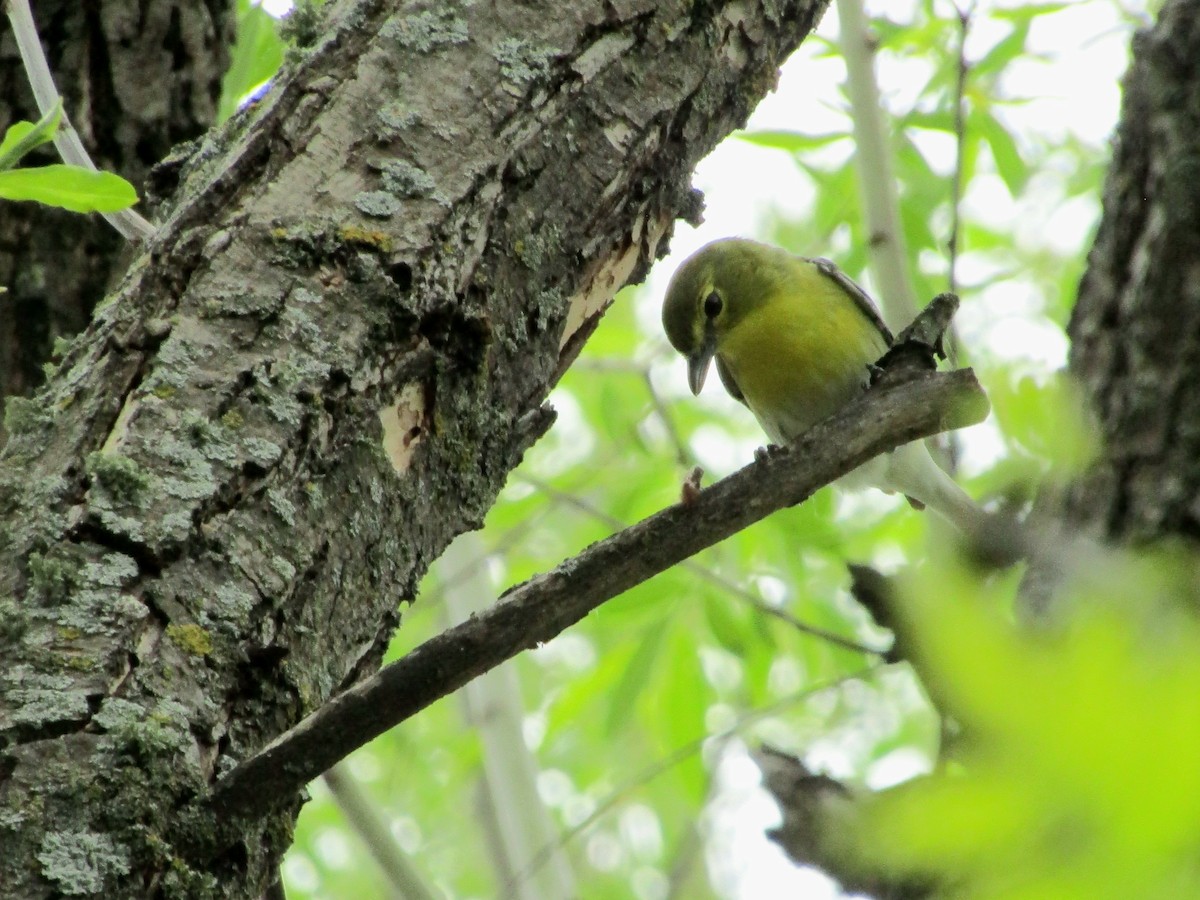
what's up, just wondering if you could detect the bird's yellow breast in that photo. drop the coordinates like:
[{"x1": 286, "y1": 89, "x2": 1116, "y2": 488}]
[{"x1": 717, "y1": 285, "x2": 889, "y2": 443}]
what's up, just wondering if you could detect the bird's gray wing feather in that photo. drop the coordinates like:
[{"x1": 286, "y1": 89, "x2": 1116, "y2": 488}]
[
  {"x1": 806, "y1": 256, "x2": 895, "y2": 345},
  {"x1": 715, "y1": 356, "x2": 747, "y2": 405}
]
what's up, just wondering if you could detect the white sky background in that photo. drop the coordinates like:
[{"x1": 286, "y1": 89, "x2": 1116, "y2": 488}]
[{"x1": 259, "y1": 0, "x2": 1148, "y2": 897}]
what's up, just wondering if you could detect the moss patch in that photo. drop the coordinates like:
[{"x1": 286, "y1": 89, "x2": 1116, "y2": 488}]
[
  {"x1": 166, "y1": 623, "x2": 214, "y2": 657},
  {"x1": 86, "y1": 453, "x2": 150, "y2": 504}
]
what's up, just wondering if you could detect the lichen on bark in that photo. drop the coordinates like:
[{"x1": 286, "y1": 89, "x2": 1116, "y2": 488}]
[{"x1": 0, "y1": 0, "x2": 828, "y2": 894}]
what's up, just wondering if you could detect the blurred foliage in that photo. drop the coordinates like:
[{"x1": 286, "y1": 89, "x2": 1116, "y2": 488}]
[
  {"x1": 747, "y1": 0, "x2": 1114, "y2": 331},
  {"x1": 199, "y1": 1, "x2": 1174, "y2": 899},
  {"x1": 862, "y1": 551, "x2": 1200, "y2": 899}
]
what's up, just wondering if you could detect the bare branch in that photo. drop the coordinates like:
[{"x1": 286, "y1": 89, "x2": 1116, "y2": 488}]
[
  {"x1": 522, "y1": 472, "x2": 886, "y2": 656},
  {"x1": 207, "y1": 357, "x2": 989, "y2": 823},
  {"x1": 947, "y1": 2, "x2": 974, "y2": 299},
  {"x1": 757, "y1": 746, "x2": 935, "y2": 900},
  {"x1": 834, "y1": 0, "x2": 919, "y2": 328}
]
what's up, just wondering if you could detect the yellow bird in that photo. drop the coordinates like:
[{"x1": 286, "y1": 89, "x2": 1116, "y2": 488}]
[{"x1": 661, "y1": 237, "x2": 982, "y2": 533}]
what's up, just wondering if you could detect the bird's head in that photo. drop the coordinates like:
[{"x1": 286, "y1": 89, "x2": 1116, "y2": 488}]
[{"x1": 661, "y1": 238, "x2": 781, "y2": 394}]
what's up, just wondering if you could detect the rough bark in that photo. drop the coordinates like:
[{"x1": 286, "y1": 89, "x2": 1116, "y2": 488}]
[
  {"x1": 0, "y1": 0, "x2": 828, "y2": 895},
  {"x1": 0, "y1": 0, "x2": 234, "y2": 439},
  {"x1": 1060, "y1": 0, "x2": 1200, "y2": 544}
]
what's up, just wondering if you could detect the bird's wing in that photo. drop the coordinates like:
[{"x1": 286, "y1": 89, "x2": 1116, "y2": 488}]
[
  {"x1": 806, "y1": 257, "x2": 895, "y2": 346},
  {"x1": 715, "y1": 356, "x2": 747, "y2": 405}
]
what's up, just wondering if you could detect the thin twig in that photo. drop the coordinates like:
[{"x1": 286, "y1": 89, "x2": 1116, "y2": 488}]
[
  {"x1": 835, "y1": 0, "x2": 920, "y2": 328},
  {"x1": 948, "y1": 2, "x2": 974, "y2": 300},
  {"x1": 643, "y1": 369, "x2": 693, "y2": 468},
  {"x1": 5, "y1": 0, "x2": 155, "y2": 241},
  {"x1": 323, "y1": 765, "x2": 437, "y2": 900}
]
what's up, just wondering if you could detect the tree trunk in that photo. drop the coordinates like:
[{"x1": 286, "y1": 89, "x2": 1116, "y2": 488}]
[
  {"x1": 1058, "y1": 0, "x2": 1200, "y2": 545},
  {"x1": 0, "y1": 0, "x2": 827, "y2": 895},
  {"x1": 0, "y1": 0, "x2": 234, "y2": 440}
]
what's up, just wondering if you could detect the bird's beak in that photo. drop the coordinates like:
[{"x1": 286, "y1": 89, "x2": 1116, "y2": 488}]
[{"x1": 686, "y1": 337, "x2": 716, "y2": 395}]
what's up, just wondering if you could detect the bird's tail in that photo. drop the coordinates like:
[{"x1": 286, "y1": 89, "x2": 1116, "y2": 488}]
[{"x1": 881, "y1": 441, "x2": 986, "y2": 536}]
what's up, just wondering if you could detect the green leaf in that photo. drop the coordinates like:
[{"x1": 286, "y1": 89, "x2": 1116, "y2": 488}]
[
  {"x1": 977, "y1": 112, "x2": 1029, "y2": 195},
  {"x1": 218, "y1": 0, "x2": 286, "y2": 122},
  {"x1": 900, "y1": 109, "x2": 956, "y2": 134},
  {"x1": 737, "y1": 130, "x2": 848, "y2": 153},
  {"x1": 971, "y1": 22, "x2": 1031, "y2": 81},
  {"x1": 0, "y1": 100, "x2": 62, "y2": 171},
  {"x1": 805, "y1": 161, "x2": 860, "y2": 240},
  {"x1": 0, "y1": 165, "x2": 138, "y2": 212},
  {"x1": 604, "y1": 620, "x2": 668, "y2": 736},
  {"x1": 653, "y1": 629, "x2": 709, "y2": 801},
  {"x1": 702, "y1": 592, "x2": 750, "y2": 656},
  {"x1": 991, "y1": 3, "x2": 1070, "y2": 23},
  {"x1": 987, "y1": 370, "x2": 1097, "y2": 475}
]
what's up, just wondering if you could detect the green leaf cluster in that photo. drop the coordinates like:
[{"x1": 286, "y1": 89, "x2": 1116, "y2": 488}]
[{"x1": 863, "y1": 552, "x2": 1200, "y2": 900}]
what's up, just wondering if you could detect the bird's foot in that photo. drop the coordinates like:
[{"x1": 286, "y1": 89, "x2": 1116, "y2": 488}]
[
  {"x1": 753, "y1": 443, "x2": 786, "y2": 463},
  {"x1": 680, "y1": 466, "x2": 705, "y2": 506}
]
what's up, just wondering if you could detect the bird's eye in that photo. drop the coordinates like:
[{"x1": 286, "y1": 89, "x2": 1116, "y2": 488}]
[{"x1": 703, "y1": 291, "x2": 722, "y2": 318}]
